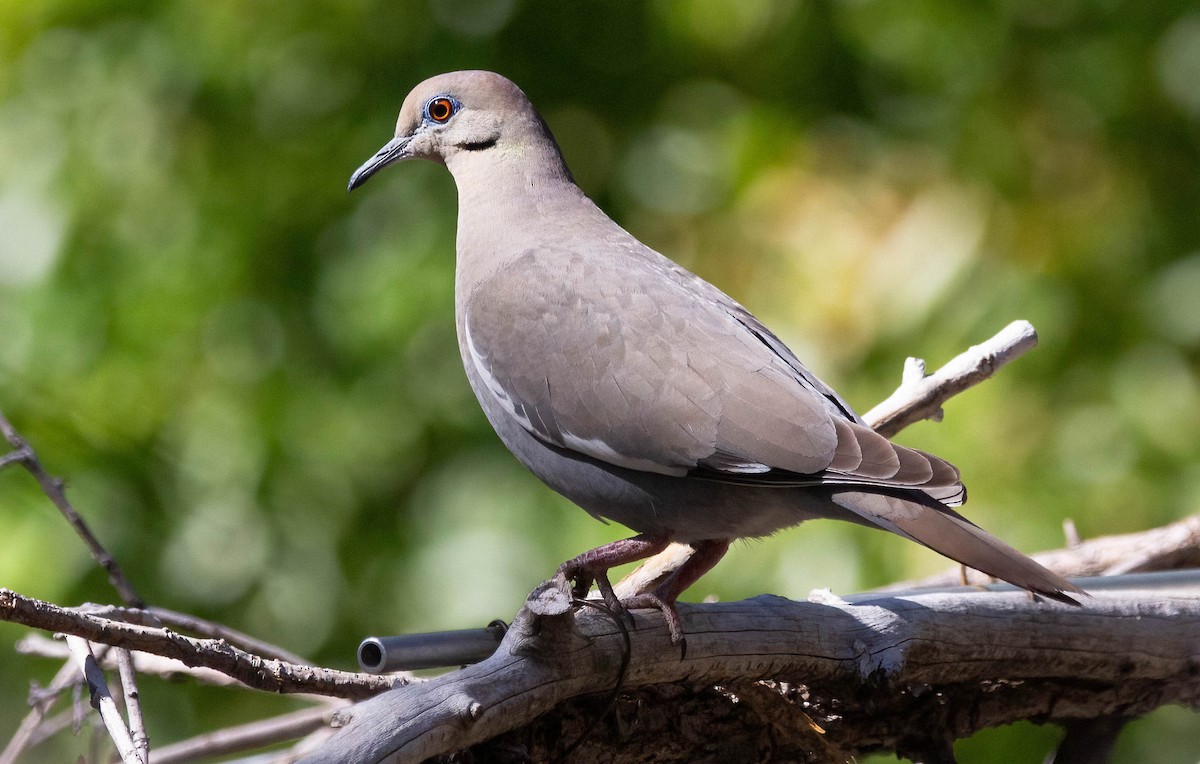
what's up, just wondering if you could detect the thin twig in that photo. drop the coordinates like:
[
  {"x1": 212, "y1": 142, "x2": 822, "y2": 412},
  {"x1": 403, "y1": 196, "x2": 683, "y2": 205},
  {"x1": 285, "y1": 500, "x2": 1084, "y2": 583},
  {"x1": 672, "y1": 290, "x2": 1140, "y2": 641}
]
[
  {"x1": 147, "y1": 607, "x2": 312, "y2": 666},
  {"x1": 16, "y1": 634, "x2": 351, "y2": 762},
  {"x1": 282, "y1": 724, "x2": 342, "y2": 764},
  {"x1": 0, "y1": 409, "x2": 143, "y2": 608},
  {"x1": 864, "y1": 320, "x2": 1038, "y2": 437},
  {"x1": 1063, "y1": 518, "x2": 1082, "y2": 547},
  {"x1": 1, "y1": 589, "x2": 403, "y2": 699},
  {"x1": 614, "y1": 543, "x2": 693, "y2": 599},
  {"x1": 65, "y1": 636, "x2": 142, "y2": 764},
  {"x1": 0, "y1": 658, "x2": 79, "y2": 764},
  {"x1": 150, "y1": 704, "x2": 347, "y2": 764},
  {"x1": 18, "y1": 633, "x2": 247, "y2": 688},
  {"x1": 75, "y1": 604, "x2": 312, "y2": 667},
  {"x1": 115, "y1": 649, "x2": 149, "y2": 763},
  {"x1": 22, "y1": 706, "x2": 76, "y2": 750}
]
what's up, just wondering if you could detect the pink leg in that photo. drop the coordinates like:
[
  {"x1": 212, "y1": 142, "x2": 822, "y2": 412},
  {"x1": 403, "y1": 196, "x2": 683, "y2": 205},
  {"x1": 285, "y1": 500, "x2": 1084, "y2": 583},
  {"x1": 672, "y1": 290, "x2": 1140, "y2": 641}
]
[
  {"x1": 623, "y1": 539, "x2": 731, "y2": 644},
  {"x1": 556, "y1": 535, "x2": 670, "y2": 615}
]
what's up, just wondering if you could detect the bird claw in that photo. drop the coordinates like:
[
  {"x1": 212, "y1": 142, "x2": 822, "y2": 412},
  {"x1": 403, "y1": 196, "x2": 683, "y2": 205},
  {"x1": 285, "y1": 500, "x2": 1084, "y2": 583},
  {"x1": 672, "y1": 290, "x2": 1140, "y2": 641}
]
[
  {"x1": 550, "y1": 568, "x2": 687, "y2": 655},
  {"x1": 622, "y1": 592, "x2": 686, "y2": 648},
  {"x1": 555, "y1": 564, "x2": 635, "y2": 624},
  {"x1": 552, "y1": 535, "x2": 705, "y2": 650},
  {"x1": 554, "y1": 561, "x2": 593, "y2": 600}
]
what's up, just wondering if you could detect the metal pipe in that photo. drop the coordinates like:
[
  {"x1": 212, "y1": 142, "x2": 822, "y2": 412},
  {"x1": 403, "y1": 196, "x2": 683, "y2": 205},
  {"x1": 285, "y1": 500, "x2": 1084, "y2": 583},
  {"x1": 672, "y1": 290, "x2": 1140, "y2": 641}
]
[
  {"x1": 358, "y1": 620, "x2": 508, "y2": 673},
  {"x1": 848, "y1": 569, "x2": 1200, "y2": 604}
]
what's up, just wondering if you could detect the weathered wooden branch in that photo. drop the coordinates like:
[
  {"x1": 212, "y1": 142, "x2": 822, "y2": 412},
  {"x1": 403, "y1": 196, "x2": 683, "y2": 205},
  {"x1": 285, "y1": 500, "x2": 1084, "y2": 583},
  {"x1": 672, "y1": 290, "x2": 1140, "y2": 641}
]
[
  {"x1": 64, "y1": 636, "x2": 143, "y2": 764},
  {"x1": 0, "y1": 409, "x2": 143, "y2": 608},
  {"x1": 300, "y1": 571, "x2": 1200, "y2": 763},
  {"x1": 114, "y1": 648, "x2": 149, "y2": 763},
  {"x1": 0, "y1": 658, "x2": 79, "y2": 764},
  {"x1": 0, "y1": 590, "x2": 403, "y2": 700},
  {"x1": 864, "y1": 319, "x2": 1039, "y2": 437},
  {"x1": 150, "y1": 704, "x2": 345, "y2": 764},
  {"x1": 16, "y1": 634, "x2": 260, "y2": 689}
]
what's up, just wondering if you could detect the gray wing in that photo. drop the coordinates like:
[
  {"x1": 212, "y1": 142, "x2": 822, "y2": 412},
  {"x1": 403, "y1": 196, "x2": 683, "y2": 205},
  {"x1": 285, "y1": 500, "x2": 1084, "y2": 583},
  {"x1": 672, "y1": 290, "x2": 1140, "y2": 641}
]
[{"x1": 464, "y1": 248, "x2": 963, "y2": 503}]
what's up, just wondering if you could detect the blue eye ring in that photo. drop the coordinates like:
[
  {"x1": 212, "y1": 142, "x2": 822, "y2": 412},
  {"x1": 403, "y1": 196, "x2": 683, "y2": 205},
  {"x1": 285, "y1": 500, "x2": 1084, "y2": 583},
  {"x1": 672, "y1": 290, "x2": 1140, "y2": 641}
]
[{"x1": 425, "y1": 96, "x2": 458, "y2": 124}]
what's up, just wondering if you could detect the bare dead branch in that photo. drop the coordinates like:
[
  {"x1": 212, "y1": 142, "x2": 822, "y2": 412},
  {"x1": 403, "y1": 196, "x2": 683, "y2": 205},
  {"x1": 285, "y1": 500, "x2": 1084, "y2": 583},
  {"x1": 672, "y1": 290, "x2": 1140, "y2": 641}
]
[
  {"x1": 65, "y1": 636, "x2": 143, "y2": 764},
  {"x1": 0, "y1": 590, "x2": 403, "y2": 700},
  {"x1": 864, "y1": 319, "x2": 1039, "y2": 437},
  {"x1": 613, "y1": 542, "x2": 693, "y2": 599},
  {"x1": 114, "y1": 649, "x2": 148, "y2": 763},
  {"x1": 21, "y1": 706, "x2": 76, "y2": 751},
  {"x1": 150, "y1": 704, "x2": 347, "y2": 764},
  {"x1": 298, "y1": 571, "x2": 1200, "y2": 763},
  {"x1": 285, "y1": 725, "x2": 343, "y2": 763},
  {"x1": 0, "y1": 409, "x2": 143, "y2": 608},
  {"x1": 14, "y1": 636, "x2": 347, "y2": 762},
  {"x1": 74, "y1": 604, "x2": 313, "y2": 667},
  {"x1": 18, "y1": 634, "x2": 252, "y2": 688},
  {"x1": 148, "y1": 607, "x2": 312, "y2": 666},
  {"x1": 0, "y1": 659, "x2": 79, "y2": 764}
]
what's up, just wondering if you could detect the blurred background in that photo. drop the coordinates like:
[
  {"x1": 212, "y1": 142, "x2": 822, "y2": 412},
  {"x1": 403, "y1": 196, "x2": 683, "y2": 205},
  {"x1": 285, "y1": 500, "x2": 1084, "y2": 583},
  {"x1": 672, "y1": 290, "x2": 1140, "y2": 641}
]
[{"x1": 1, "y1": 0, "x2": 1198, "y2": 761}]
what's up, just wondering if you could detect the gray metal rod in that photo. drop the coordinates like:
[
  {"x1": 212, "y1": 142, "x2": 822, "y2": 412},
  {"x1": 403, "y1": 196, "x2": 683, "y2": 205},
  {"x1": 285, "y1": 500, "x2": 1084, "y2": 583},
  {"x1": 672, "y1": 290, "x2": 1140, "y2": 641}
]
[
  {"x1": 358, "y1": 620, "x2": 508, "y2": 673},
  {"x1": 850, "y1": 569, "x2": 1200, "y2": 604}
]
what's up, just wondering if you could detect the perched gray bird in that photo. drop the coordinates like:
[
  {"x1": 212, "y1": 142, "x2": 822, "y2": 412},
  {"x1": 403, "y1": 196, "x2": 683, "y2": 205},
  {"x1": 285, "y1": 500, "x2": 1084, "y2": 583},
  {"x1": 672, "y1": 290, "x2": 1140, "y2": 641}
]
[{"x1": 349, "y1": 70, "x2": 1083, "y2": 641}]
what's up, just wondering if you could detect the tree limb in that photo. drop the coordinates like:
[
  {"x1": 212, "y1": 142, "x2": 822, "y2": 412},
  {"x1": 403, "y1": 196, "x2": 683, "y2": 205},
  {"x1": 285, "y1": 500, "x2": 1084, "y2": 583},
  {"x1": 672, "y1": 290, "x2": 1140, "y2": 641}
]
[
  {"x1": 0, "y1": 658, "x2": 80, "y2": 764},
  {"x1": 150, "y1": 704, "x2": 346, "y2": 764},
  {"x1": 298, "y1": 571, "x2": 1200, "y2": 763},
  {"x1": 0, "y1": 409, "x2": 142, "y2": 608},
  {"x1": 864, "y1": 319, "x2": 1038, "y2": 437},
  {"x1": 114, "y1": 648, "x2": 149, "y2": 763},
  {"x1": 89, "y1": 605, "x2": 313, "y2": 667},
  {"x1": 16, "y1": 633, "x2": 267, "y2": 689},
  {"x1": 65, "y1": 636, "x2": 143, "y2": 764},
  {"x1": 0, "y1": 590, "x2": 403, "y2": 700}
]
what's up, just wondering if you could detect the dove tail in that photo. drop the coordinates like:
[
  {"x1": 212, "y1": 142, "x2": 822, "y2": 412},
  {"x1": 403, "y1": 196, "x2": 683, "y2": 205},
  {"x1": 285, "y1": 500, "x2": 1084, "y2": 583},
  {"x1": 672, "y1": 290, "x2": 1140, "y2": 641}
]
[{"x1": 828, "y1": 489, "x2": 1085, "y2": 604}]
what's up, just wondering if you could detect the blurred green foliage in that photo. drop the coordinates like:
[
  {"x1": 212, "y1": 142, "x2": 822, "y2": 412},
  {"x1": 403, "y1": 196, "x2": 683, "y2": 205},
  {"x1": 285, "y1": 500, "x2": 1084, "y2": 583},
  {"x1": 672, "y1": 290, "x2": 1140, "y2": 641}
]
[{"x1": 1, "y1": 0, "x2": 1198, "y2": 760}]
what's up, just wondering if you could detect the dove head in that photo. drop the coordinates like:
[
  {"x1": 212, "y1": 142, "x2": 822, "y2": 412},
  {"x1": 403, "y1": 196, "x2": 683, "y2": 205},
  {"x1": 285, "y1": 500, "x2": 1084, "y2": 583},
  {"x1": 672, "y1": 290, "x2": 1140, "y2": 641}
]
[{"x1": 348, "y1": 70, "x2": 570, "y2": 191}]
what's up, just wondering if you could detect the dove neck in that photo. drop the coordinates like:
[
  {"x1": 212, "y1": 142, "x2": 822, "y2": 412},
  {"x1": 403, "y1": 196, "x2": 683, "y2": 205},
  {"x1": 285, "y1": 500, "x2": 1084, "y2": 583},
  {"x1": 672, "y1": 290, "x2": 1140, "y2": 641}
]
[{"x1": 449, "y1": 142, "x2": 611, "y2": 298}]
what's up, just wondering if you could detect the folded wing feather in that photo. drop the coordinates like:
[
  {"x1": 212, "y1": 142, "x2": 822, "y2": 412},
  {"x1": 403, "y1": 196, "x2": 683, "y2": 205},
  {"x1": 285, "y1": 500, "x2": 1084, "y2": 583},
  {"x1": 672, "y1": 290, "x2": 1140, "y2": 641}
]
[{"x1": 466, "y1": 248, "x2": 965, "y2": 503}]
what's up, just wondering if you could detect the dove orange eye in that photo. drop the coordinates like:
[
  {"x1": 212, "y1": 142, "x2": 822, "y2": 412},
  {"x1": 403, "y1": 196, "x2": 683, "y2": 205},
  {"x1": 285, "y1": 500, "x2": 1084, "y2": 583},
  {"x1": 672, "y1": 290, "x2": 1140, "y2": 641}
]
[{"x1": 426, "y1": 97, "x2": 456, "y2": 123}]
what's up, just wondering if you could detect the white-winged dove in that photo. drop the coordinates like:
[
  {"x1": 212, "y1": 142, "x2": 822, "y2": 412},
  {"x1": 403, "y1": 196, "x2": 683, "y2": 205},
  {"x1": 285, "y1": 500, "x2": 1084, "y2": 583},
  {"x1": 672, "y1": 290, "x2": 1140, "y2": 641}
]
[{"x1": 349, "y1": 71, "x2": 1082, "y2": 642}]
